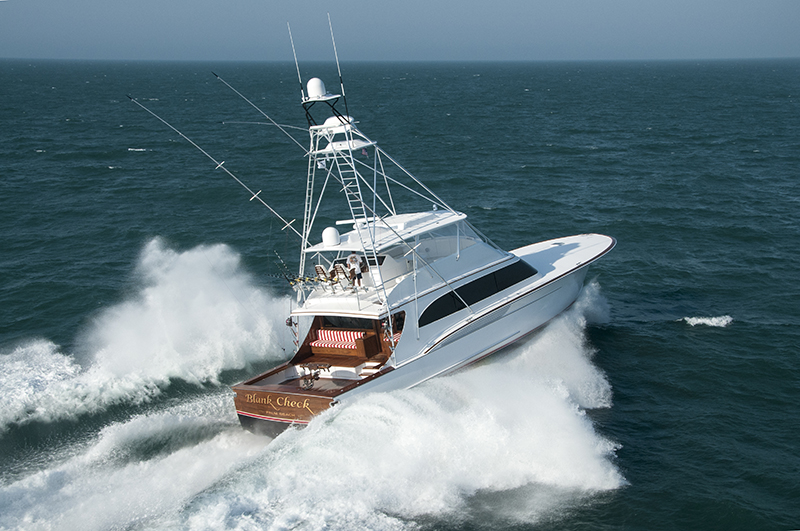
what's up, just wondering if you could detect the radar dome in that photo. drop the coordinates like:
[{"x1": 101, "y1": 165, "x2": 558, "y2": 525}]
[
  {"x1": 307, "y1": 78, "x2": 327, "y2": 100},
  {"x1": 323, "y1": 116, "x2": 354, "y2": 127},
  {"x1": 322, "y1": 226, "x2": 340, "y2": 246}
]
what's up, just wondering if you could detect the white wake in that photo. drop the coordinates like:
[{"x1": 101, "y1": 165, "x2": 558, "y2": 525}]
[
  {"x1": 0, "y1": 238, "x2": 291, "y2": 431},
  {"x1": 0, "y1": 280, "x2": 623, "y2": 530}
]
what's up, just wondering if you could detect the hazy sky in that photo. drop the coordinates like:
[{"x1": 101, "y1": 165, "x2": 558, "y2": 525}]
[{"x1": 1, "y1": 0, "x2": 799, "y2": 62}]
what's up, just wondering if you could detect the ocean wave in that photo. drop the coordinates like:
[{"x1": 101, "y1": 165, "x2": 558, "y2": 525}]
[
  {"x1": 168, "y1": 284, "x2": 623, "y2": 530},
  {"x1": 0, "y1": 274, "x2": 622, "y2": 530},
  {"x1": 0, "y1": 238, "x2": 290, "y2": 432},
  {"x1": 0, "y1": 395, "x2": 267, "y2": 531},
  {"x1": 681, "y1": 315, "x2": 733, "y2": 327}
]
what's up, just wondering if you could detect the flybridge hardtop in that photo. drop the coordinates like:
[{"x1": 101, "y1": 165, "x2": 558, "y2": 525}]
[
  {"x1": 226, "y1": 72, "x2": 615, "y2": 437},
  {"x1": 305, "y1": 211, "x2": 467, "y2": 254}
]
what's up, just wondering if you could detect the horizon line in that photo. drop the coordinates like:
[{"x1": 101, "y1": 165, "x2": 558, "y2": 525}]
[{"x1": 2, "y1": 55, "x2": 800, "y2": 64}]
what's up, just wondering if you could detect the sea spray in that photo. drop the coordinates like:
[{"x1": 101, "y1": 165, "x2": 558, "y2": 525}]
[
  {"x1": 0, "y1": 238, "x2": 290, "y2": 431},
  {"x1": 0, "y1": 284, "x2": 621, "y2": 530},
  {"x1": 0, "y1": 394, "x2": 268, "y2": 531},
  {"x1": 169, "y1": 285, "x2": 623, "y2": 530},
  {"x1": 79, "y1": 238, "x2": 288, "y2": 382},
  {"x1": 0, "y1": 340, "x2": 82, "y2": 431}
]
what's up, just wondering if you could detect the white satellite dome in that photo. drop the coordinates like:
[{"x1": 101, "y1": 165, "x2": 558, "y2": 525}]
[
  {"x1": 321, "y1": 226, "x2": 340, "y2": 246},
  {"x1": 323, "y1": 115, "x2": 354, "y2": 127},
  {"x1": 306, "y1": 78, "x2": 327, "y2": 100}
]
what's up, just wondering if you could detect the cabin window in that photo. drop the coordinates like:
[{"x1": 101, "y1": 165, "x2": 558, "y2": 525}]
[
  {"x1": 323, "y1": 316, "x2": 374, "y2": 329},
  {"x1": 494, "y1": 259, "x2": 539, "y2": 291},
  {"x1": 418, "y1": 259, "x2": 538, "y2": 327},
  {"x1": 418, "y1": 292, "x2": 467, "y2": 327},
  {"x1": 457, "y1": 272, "x2": 498, "y2": 305},
  {"x1": 365, "y1": 255, "x2": 386, "y2": 266},
  {"x1": 411, "y1": 221, "x2": 487, "y2": 263}
]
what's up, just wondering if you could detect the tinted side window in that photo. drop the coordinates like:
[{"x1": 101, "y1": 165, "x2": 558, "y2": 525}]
[
  {"x1": 418, "y1": 260, "x2": 538, "y2": 328},
  {"x1": 495, "y1": 260, "x2": 537, "y2": 291},
  {"x1": 458, "y1": 272, "x2": 498, "y2": 305},
  {"x1": 418, "y1": 292, "x2": 467, "y2": 328}
]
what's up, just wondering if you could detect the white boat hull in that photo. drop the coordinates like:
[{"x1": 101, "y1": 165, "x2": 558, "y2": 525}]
[
  {"x1": 336, "y1": 259, "x2": 587, "y2": 401},
  {"x1": 233, "y1": 234, "x2": 613, "y2": 436}
]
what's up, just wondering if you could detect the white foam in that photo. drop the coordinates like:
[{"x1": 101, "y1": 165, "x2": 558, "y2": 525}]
[
  {"x1": 0, "y1": 395, "x2": 269, "y2": 531},
  {"x1": 0, "y1": 238, "x2": 290, "y2": 431},
  {"x1": 1, "y1": 276, "x2": 622, "y2": 530},
  {"x1": 0, "y1": 340, "x2": 82, "y2": 429},
  {"x1": 168, "y1": 285, "x2": 624, "y2": 529},
  {"x1": 681, "y1": 315, "x2": 733, "y2": 327}
]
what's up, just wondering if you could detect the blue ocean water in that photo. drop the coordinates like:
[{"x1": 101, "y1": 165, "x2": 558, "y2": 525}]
[{"x1": 1, "y1": 59, "x2": 799, "y2": 529}]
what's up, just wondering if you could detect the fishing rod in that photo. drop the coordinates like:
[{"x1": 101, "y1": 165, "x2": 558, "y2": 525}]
[
  {"x1": 273, "y1": 250, "x2": 308, "y2": 286},
  {"x1": 127, "y1": 95, "x2": 302, "y2": 240}
]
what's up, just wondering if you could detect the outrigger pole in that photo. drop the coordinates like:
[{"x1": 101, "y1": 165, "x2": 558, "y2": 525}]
[
  {"x1": 212, "y1": 72, "x2": 308, "y2": 154},
  {"x1": 127, "y1": 95, "x2": 302, "y2": 240}
]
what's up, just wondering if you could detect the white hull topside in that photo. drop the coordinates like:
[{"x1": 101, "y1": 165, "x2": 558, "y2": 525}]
[{"x1": 294, "y1": 233, "x2": 615, "y2": 404}]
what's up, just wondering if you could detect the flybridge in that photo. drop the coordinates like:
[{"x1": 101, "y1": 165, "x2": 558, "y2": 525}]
[
  {"x1": 295, "y1": 71, "x2": 459, "y2": 285},
  {"x1": 303, "y1": 211, "x2": 468, "y2": 254}
]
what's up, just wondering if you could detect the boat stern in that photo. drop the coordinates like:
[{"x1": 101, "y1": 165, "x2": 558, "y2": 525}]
[{"x1": 231, "y1": 384, "x2": 335, "y2": 437}]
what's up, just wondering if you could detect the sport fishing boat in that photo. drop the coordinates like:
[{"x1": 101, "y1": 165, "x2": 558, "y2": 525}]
[{"x1": 230, "y1": 75, "x2": 616, "y2": 437}]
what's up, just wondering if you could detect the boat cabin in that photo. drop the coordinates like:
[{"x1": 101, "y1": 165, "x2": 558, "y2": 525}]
[{"x1": 301, "y1": 212, "x2": 508, "y2": 296}]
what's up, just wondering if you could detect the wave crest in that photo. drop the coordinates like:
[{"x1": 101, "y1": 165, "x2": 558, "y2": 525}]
[
  {"x1": 176, "y1": 284, "x2": 623, "y2": 529},
  {"x1": 1, "y1": 282, "x2": 622, "y2": 530},
  {"x1": 681, "y1": 315, "x2": 733, "y2": 327},
  {"x1": 0, "y1": 238, "x2": 290, "y2": 431}
]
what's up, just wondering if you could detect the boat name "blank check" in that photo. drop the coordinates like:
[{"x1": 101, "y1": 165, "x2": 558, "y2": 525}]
[{"x1": 245, "y1": 393, "x2": 316, "y2": 415}]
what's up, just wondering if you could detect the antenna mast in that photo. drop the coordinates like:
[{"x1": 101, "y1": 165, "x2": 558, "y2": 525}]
[
  {"x1": 288, "y1": 22, "x2": 305, "y2": 101},
  {"x1": 328, "y1": 13, "x2": 349, "y2": 118}
]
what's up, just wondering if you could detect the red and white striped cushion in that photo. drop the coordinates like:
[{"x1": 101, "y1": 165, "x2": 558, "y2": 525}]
[
  {"x1": 309, "y1": 340, "x2": 357, "y2": 349},
  {"x1": 309, "y1": 329, "x2": 366, "y2": 349},
  {"x1": 317, "y1": 329, "x2": 365, "y2": 343}
]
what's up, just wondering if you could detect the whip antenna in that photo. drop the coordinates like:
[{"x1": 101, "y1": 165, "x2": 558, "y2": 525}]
[
  {"x1": 127, "y1": 95, "x2": 302, "y2": 239},
  {"x1": 288, "y1": 22, "x2": 305, "y2": 101},
  {"x1": 328, "y1": 13, "x2": 349, "y2": 118}
]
